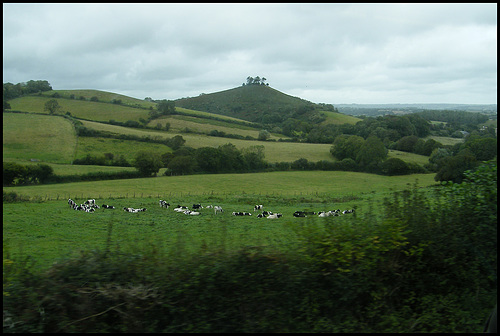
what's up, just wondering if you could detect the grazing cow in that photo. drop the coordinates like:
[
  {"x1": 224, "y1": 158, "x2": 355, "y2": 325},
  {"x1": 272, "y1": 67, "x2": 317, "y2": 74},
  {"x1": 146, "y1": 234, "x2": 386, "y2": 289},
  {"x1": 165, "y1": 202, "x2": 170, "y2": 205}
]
[
  {"x1": 192, "y1": 204, "x2": 203, "y2": 210},
  {"x1": 254, "y1": 205, "x2": 263, "y2": 211},
  {"x1": 214, "y1": 206, "x2": 223, "y2": 215},
  {"x1": 159, "y1": 200, "x2": 170, "y2": 208}
]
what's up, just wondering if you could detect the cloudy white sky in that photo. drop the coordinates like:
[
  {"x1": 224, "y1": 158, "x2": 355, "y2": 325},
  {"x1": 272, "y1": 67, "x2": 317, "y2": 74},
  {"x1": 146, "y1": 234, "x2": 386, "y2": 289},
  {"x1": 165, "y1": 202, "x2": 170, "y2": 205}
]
[{"x1": 3, "y1": 3, "x2": 497, "y2": 104}]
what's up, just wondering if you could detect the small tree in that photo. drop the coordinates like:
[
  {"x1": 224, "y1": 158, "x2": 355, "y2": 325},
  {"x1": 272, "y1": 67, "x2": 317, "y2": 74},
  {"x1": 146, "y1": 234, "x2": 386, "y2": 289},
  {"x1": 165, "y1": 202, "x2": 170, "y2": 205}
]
[
  {"x1": 44, "y1": 99, "x2": 61, "y2": 115},
  {"x1": 258, "y1": 130, "x2": 271, "y2": 141},
  {"x1": 133, "y1": 151, "x2": 163, "y2": 177}
]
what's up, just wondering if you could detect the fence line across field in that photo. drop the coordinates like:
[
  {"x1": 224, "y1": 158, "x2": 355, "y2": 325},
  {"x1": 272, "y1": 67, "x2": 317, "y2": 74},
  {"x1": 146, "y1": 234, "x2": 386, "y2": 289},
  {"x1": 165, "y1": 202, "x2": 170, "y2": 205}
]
[{"x1": 46, "y1": 190, "x2": 330, "y2": 201}]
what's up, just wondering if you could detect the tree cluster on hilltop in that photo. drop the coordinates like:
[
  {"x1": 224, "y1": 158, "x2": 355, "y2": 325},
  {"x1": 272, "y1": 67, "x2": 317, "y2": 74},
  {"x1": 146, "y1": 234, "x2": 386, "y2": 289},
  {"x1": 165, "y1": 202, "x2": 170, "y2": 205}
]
[{"x1": 243, "y1": 76, "x2": 269, "y2": 86}]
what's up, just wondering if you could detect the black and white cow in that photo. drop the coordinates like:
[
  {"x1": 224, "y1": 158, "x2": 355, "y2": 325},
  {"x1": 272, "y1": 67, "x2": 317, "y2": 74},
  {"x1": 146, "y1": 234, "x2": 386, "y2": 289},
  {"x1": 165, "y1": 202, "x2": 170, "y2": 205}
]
[
  {"x1": 267, "y1": 213, "x2": 282, "y2": 219},
  {"x1": 192, "y1": 204, "x2": 203, "y2": 210},
  {"x1": 293, "y1": 211, "x2": 307, "y2": 217},
  {"x1": 254, "y1": 204, "x2": 263, "y2": 211},
  {"x1": 174, "y1": 205, "x2": 189, "y2": 212},
  {"x1": 184, "y1": 210, "x2": 200, "y2": 216},
  {"x1": 232, "y1": 211, "x2": 252, "y2": 216},
  {"x1": 159, "y1": 200, "x2": 170, "y2": 208},
  {"x1": 68, "y1": 198, "x2": 76, "y2": 208},
  {"x1": 214, "y1": 206, "x2": 223, "y2": 215},
  {"x1": 102, "y1": 204, "x2": 115, "y2": 209},
  {"x1": 84, "y1": 199, "x2": 96, "y2": 206},
  {"x1": 124, "y1": 207, "x2": 147, "y2": 213}
]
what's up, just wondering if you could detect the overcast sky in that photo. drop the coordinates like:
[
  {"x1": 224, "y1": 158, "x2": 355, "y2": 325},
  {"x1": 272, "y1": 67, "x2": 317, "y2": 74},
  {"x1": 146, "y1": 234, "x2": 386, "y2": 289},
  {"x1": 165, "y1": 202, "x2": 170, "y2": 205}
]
[{"x1": 3, "y1": 3, "x2": 497, "y2": 104}]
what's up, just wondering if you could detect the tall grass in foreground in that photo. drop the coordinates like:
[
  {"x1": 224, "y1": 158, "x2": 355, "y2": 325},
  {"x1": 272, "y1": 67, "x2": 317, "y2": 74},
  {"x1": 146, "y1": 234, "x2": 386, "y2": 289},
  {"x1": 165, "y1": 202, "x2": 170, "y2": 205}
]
[{"x1": 3, "y1": 161, "x2": 496, "y2": 332}]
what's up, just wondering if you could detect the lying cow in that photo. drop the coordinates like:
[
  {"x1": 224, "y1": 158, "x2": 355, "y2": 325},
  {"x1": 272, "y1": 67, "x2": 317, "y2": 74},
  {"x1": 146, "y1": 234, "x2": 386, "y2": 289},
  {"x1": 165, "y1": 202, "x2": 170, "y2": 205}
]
[
  {"x1": 232, "y1": 211, "x2": 252, "y2": 216},
  {"x1": 123, "y1": 207, "x2": 147, "y2": 213}
]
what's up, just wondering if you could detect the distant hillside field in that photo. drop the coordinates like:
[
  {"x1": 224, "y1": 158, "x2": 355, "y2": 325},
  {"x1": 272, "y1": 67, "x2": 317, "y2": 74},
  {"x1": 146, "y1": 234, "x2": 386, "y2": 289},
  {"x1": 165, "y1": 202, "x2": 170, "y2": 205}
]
[
  {"x1": 176, "y1": 84, "x2": 314, "y2": 121},
  {"x1": 40, "y1": 89, "x2": 156, "y2": 109},
  {"x1": 147, "y1": 115, "x2": 284, "y2": 140},
  {"x1": 3, "y1": 113, "x2": 76, "y2": 164},
  {"x1": 79, "y1": 119, "x2": 334, "y2": 163},
  {"x1": 8, "y1": 96, "x2": 150, "y2": 122},
  {"x1": 74, "y1": 137, "x2": 173, "y2": 163},
  {"x1": 320, "y1": 110, "x2": 362, "y2": 125}
]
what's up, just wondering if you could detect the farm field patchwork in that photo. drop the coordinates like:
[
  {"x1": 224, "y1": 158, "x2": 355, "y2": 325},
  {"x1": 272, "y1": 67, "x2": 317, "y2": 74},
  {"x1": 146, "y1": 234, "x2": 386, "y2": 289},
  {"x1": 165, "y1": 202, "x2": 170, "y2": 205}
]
[{"x1": 79, "y1": 119, "x2": 335, "y2": 163}]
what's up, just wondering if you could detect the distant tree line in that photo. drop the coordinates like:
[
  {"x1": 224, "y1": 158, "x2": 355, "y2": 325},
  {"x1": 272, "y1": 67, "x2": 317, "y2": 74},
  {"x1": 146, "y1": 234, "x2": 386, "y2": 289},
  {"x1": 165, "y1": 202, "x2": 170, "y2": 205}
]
[
  {"x1": 3, "y1": 80, "x2": 53, "y2": 111},
  {"x1": 3, "y1": 80, "x2": 52, "y2": 100}
]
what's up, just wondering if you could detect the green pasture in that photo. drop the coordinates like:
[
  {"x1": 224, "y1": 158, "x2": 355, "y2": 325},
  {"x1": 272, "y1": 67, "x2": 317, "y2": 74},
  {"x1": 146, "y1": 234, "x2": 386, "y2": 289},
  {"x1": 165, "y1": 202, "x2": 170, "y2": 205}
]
[
  {"x1": 176, "y1": 106, "x2": 257, "y2": 125},
  {"x1": 7, "y1": 96, "x2": 150, "y2": 122},
  {"x1": 4, "y1": 170, "x2": 437, "y2": 200},
  {"x1": 148, "y1": 115, "x2": 284, "y2": 140},
  {"x1": 425, "y1": 135, "x2": 465, "y2": 146},
  {"x1": 40, "y1": 89, "x2": 157, "y2": 109},
  {"x1": 3, "y1": 113, "x2": 76, "y2": 164},
  {"x1": 79, "y1": 119, "x2": 334, "y2": 163},
  {"x1": 74, "y1": 137, "x2": 172, "y2": 163},
  {"x1": 387, "y1": 149, "x2": 430, "y2": 166},
  {"x1": 320, "y1": 110, "x2": 362, "y2": 125},
  {"x1": 3, "y1": 170, "x2": 438, "y2": 269}
]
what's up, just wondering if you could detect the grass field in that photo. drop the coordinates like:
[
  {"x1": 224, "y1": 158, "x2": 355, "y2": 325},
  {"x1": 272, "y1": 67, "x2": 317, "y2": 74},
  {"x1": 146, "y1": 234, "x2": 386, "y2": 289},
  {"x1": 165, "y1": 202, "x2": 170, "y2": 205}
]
[
  {"x1": 7, "y1": 96, "x2": 150, "y2": 122},
  {"x1": 74, "y1": 137, "x2": 172, "y2": 162},
  {"x1": 320, "y1": 110, "x2": 362, "y2": 125},
  {"x1": 3, "y1": 113, "x2": 77, "y2": 164},
  {"x1": 3, "y1": 170, "x2": 438, "y2": 269},
  {"x1": 40, "y1": 89, "x2": 157, "y2": 109},
  {"x1": 4, "y1": 170, "x2": 437, "y2": 200},
  {"x1": 147, "y1": 115, "x2": 285, "y2": 140},
  {"x1": 79, "y1": 119, "x2": 335, "y2": 163}
]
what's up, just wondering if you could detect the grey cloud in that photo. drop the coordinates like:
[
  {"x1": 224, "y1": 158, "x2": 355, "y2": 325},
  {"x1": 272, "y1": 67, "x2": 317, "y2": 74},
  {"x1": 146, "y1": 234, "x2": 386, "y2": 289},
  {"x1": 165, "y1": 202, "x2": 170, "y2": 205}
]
[{"x1": 3, "y1": 3, "x2": 497, "y2": 104}]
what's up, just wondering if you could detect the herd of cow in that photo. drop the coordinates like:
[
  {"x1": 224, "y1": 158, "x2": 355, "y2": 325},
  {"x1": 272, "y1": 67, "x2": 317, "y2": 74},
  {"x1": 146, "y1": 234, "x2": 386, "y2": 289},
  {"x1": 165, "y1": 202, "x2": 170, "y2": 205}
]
[{"x1": 68, "y1": 198, "x2": 355, "y2": 219}]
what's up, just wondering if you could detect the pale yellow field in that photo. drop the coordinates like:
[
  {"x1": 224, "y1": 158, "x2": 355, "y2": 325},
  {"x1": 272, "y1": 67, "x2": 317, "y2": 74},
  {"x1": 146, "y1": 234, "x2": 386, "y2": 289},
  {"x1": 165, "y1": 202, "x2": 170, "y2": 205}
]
[{"x1": 3, "y1": 113, "x2": 77, "y2": 164}]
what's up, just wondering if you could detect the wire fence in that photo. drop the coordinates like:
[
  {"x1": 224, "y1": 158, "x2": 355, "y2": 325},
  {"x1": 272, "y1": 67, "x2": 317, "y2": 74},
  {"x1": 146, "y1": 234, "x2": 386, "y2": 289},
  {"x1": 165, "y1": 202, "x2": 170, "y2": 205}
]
[{"x1": 34, "y1": 190, "x2": 344, "y2": 202}]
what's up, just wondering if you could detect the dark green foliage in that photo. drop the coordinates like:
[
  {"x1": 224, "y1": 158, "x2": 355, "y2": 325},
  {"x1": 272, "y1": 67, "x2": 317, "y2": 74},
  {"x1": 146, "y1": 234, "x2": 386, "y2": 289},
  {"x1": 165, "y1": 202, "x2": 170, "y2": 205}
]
[
  {"x1": 3, "y1": 80, "x2": 52, "y2": 100},
  {"x1": 3, "y1": 162, "x2": 54, "y2": 186},
  {"x1": 133, "y1": 151, "x2": 164, "y2": 177},
  {"x1": 380, "y1": 158, "x2": 410, "y2": 175},
  {"x1": 434, "y1": 149, "x2": 478, "y2": 183}
]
